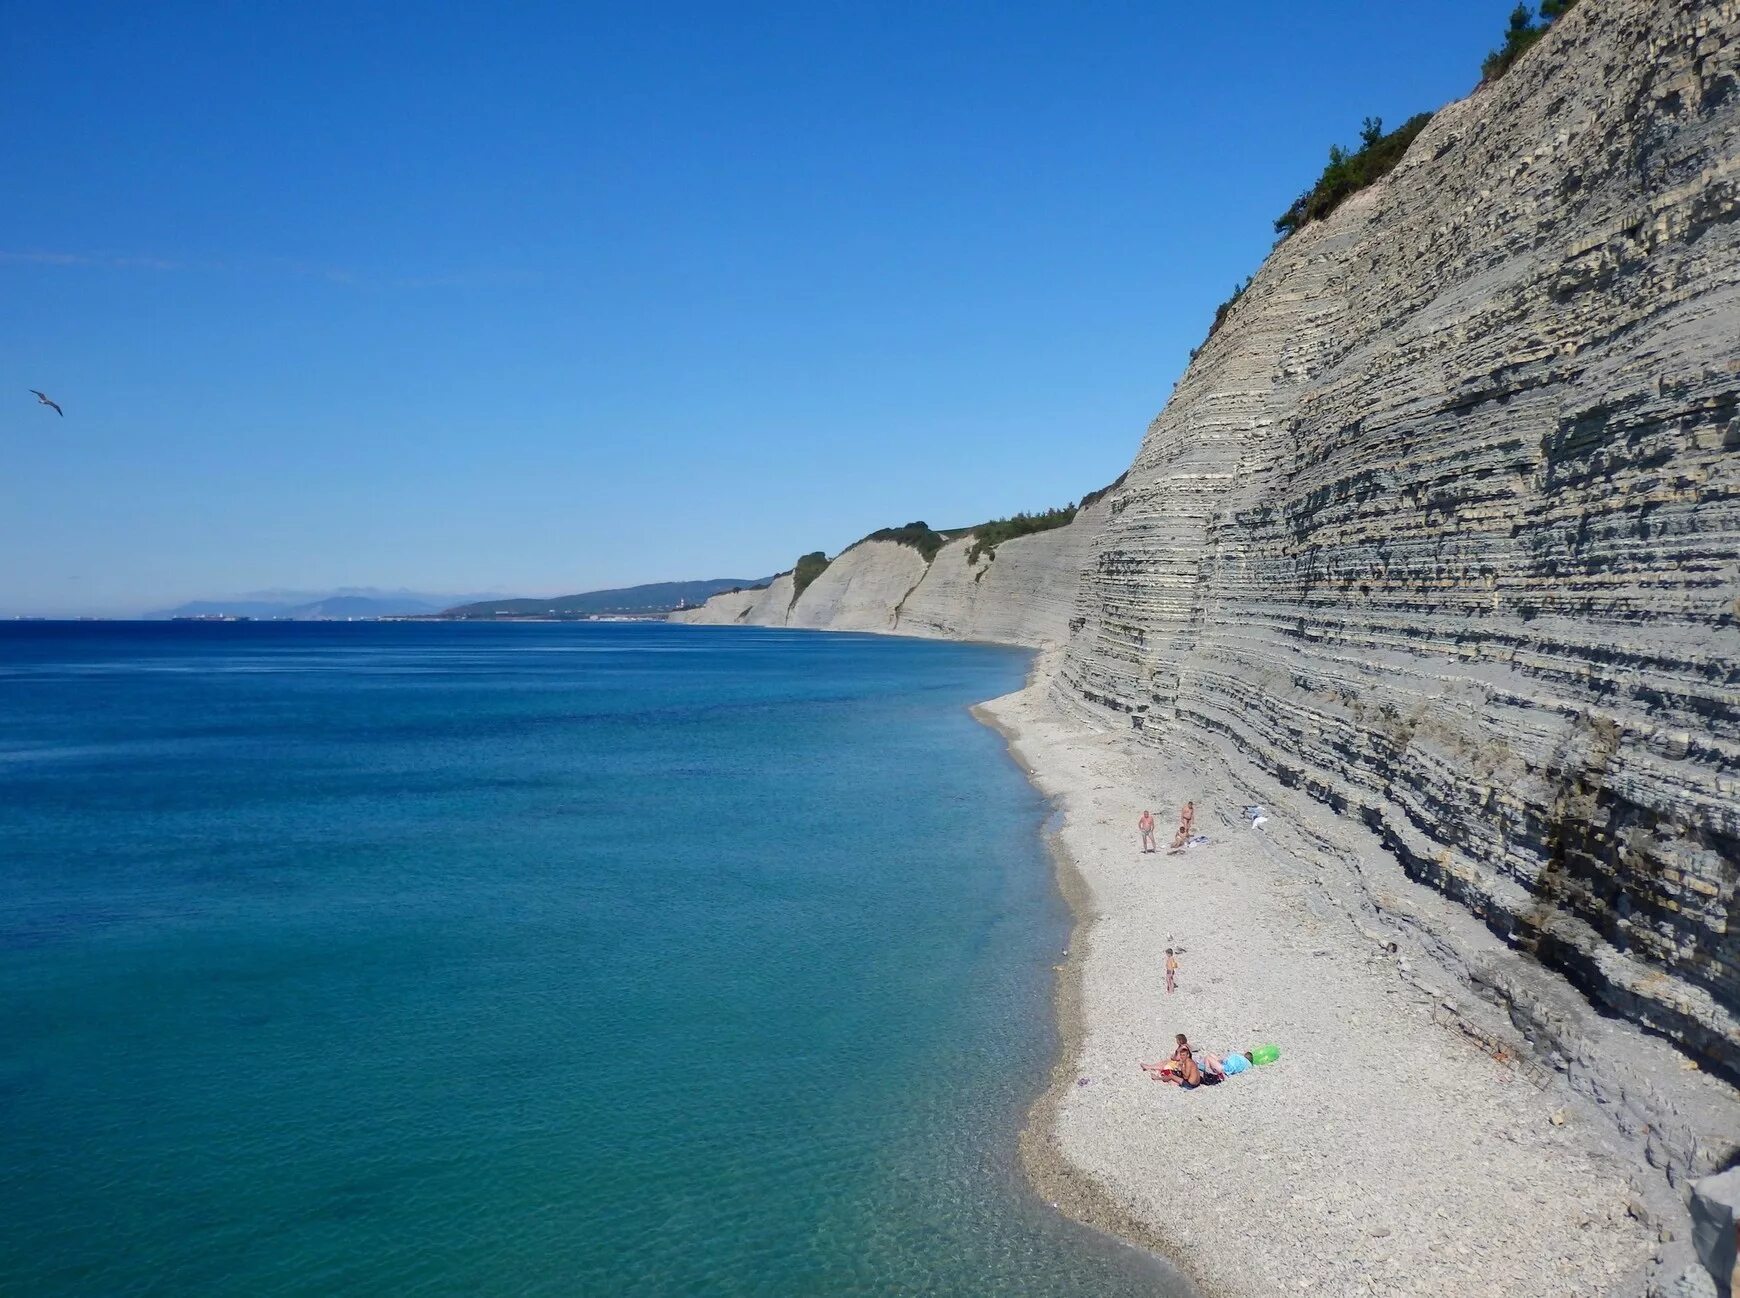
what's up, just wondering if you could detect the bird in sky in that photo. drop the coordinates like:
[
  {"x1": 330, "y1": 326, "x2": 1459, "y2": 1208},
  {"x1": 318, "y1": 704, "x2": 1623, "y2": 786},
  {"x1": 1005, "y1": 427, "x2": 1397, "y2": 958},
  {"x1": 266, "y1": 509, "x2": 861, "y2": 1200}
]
[{"x1": 29, "y1": 389, "x2": 63, "y2": 416}]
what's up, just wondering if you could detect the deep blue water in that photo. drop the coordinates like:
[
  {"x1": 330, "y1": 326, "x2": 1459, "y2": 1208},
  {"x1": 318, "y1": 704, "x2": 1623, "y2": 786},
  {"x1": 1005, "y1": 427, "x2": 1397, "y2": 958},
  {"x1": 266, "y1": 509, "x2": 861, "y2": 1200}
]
[{"x1": 0, "y1": 621, "x2": 1180, "y2": 1296}]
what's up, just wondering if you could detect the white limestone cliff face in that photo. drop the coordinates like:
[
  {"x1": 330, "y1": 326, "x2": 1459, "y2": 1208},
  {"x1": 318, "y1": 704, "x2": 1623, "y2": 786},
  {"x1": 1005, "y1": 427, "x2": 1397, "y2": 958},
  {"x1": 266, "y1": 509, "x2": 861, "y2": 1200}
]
[
  {"x1": 741, "y1": 574, "x2": 797, "y2": 626},
  {"x1": 898, "y1": 498, "x2": 1114, "y2": 645},
  {"x1": 1055, "y1": 0, "x2": 1740, "y2": 1091},
  {"x1": 786, "y1": 541, "x2": 930, "y2": 632},
  {"x1": 671, "y1": 504, "x2": 1109, "y2": 646},
  {"x1": 670, "y1": 587, "x2": 763, "y2": 624},
  {"x1": 669, "y1": 574, "x2": 796, "y2": 626}
]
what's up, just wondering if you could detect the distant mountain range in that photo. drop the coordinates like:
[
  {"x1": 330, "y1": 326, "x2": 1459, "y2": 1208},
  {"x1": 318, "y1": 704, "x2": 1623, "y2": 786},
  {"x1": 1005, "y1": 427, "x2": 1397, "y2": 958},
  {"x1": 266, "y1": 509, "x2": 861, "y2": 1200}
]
[
  {"x1": 441, "y1": 579, "x2": 772, "y2": 618},
  {"x1": 145, "y1": 580, "x2": 777, "y2": 621},
  {"x1": 147, "y1": 588, "x2": 506, "y2": 620}
]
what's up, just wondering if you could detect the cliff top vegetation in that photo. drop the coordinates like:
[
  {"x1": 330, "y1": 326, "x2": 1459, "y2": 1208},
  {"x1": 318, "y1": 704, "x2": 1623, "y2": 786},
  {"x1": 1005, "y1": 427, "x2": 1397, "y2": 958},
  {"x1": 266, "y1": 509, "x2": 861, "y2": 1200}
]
[
  {"x1": 966, "y1": 508, "x2": 1076, "y2": 563},
  {"x1": 791, "y1": 551, "x2": 831, "y2": 601},
  {"x1": 855, "y1": 522, "x2": 961, "y2": 562},
  {"x1": 1273, "y1": 113, "x2": 1434, "y2": 238},
  {"x1": 829, "y1": 476, "x2": 1126, "y2": 572},
  {"x1": 1483, "y1": 0, "x2": 1579, "y2": 82},
  {"x1": 1192, "y1": 0, "x2": 1580, "y2": 359},
  {"x1": 1271, "y1": 3, "x2": 1579, "y2": 241},
  {"x1": 965, "y1": 475, "x2": 1127, "y2": 563}
]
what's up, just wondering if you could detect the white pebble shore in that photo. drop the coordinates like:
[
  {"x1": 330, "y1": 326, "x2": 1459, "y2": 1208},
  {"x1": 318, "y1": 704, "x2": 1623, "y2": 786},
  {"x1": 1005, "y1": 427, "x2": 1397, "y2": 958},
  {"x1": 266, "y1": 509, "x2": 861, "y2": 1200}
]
[{"x1": 981, "y1": 668, "x2": 1658, "y2": 1298}]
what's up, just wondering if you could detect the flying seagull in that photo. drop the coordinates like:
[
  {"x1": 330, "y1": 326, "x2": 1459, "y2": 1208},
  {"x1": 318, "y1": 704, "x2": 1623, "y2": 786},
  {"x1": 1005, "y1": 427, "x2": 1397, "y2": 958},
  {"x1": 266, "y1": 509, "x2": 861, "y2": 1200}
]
[{"x1": 29, "y1": 389, "x2": 63, "y2": 416}]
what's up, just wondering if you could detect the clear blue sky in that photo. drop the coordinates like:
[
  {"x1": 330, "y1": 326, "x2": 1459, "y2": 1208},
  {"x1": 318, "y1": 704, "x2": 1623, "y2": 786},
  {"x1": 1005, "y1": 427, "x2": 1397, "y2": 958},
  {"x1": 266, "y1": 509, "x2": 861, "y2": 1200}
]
[{"x1": 3, "y1": 1, "x2": 1508, "y2": 614}]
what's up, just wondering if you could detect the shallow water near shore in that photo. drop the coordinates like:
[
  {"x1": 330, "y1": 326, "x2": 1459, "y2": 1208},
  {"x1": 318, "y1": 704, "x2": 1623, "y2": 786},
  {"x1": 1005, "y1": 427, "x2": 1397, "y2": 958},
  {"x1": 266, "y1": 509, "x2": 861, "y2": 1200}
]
[{"x1": 0, "y1": 620, "x2": 1183, "y2": 1296}]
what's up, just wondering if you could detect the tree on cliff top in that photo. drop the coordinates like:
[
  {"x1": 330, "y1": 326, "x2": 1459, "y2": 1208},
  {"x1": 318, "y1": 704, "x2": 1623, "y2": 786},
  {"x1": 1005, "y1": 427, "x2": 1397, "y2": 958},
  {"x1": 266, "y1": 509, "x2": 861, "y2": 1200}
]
[
  {"x1": 965, "y1": 505, "x2": 1077, "y2": 563},
  {"x1": 1272, "y1": 112, "x2": 1433, "y2": 238},
  {"x1": 1270, "y1": 1, "x2": 1582, "y2": 242},
  {"x1": 791, "y1": 551, "x2": 831, "y2": 601},
  {"x1": 1481, "y1": 0, "x2": 1580, "y2": 82},
  {"x1": 857, "y1": 522, "x2": 953, "y2": 562}
]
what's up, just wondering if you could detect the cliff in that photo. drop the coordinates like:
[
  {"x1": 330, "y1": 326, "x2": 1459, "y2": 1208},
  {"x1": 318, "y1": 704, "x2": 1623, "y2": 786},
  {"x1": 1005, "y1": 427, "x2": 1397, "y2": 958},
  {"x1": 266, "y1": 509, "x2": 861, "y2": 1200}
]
[
  {"x1": 673, "y1": 573, "x2": 798, "y2": 626},
  {"x1": 672, "y1": 498, "x2": 1112, "y2": 646},
  {"x1": 1054, "y1": 0, "x2": 1739, "y2": 1088},
  {"x1": 673, "y1": 0, "x2": 1738, "y2": 1121},
  {"x1": 786, "y1": 541, "x2": 931, "y2": 633}
]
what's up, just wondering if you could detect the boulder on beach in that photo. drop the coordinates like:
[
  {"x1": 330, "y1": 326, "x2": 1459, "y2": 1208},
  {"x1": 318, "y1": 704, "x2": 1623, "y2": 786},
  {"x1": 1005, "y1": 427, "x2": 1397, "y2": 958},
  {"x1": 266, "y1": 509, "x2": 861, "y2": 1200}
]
[{"x1": 1691, "y1": 1166, "x2": 1740, "y2": 1298}]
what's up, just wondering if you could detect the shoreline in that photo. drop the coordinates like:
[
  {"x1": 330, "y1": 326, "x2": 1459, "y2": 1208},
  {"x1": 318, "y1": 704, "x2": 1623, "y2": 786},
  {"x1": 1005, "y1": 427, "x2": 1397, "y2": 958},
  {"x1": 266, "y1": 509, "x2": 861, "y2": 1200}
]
[
  {"x1": 972, "y1": 691, "x2": 1216, "y2": 1298},
  {"x1": 973, "y1": 654, "x2": 1685, "y2": 1298}
]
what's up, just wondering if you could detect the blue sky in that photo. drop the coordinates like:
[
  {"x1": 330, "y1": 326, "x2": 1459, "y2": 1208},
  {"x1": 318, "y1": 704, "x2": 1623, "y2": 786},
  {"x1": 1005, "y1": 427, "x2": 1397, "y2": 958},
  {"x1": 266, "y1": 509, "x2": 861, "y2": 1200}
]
[{"x1": 3, "y1": 1, "x2": 1509, "y2": 614}]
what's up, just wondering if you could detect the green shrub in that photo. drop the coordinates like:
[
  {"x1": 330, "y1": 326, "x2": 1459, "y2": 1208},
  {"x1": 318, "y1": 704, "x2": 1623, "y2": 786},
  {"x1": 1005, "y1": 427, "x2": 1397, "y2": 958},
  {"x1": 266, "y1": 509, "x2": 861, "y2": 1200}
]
[
  {"x1": 857, "y1": 522, "x2": 952, "y2": 562},
  {"x1": 1207, "y1": 277, "x2": 1251, "y2": 339},
  {"x1": 1481, "y1": 1, "x2": 1577, "y2": 83},
  {"x1": 791, "y1": 551, "x2": 830, "y2": 602},
  {"x1": 961, "y1": 476, "x2": 1123, "y2": 562},
  {"x1": 965, "y1": 506, "x2": 1077, "y2": 563},
  {"x1": 1482, "y1": 4, "x2": 1544, "y2": 80},
  {"x1": 1192, "y1": 278, "x2": 1252, "y2": 359},
  {"x1": 1078, "y1": 472, "x2": 1127, "y2": 510},
  {"x1": 1272, "y1": 3, "x2": 1580, "y2": 243},
  {"x1": 1274, "y1": 112, "x2": 1434, "y2": 238}
]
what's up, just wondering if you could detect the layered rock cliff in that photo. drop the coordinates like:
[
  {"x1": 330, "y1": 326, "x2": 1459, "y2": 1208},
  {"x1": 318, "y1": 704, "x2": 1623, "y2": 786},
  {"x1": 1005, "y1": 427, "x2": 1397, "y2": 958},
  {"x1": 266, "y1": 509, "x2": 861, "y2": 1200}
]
[
  {"x1": 672, "y1": 498, "x2": 1111, "y2": 647},
  {"x1": 674, "y1": 0, "x2": 1739, "y2": 1092},
  {"x1": 1055, "y1": 0, "x2": 1740, "y2": 1087}
]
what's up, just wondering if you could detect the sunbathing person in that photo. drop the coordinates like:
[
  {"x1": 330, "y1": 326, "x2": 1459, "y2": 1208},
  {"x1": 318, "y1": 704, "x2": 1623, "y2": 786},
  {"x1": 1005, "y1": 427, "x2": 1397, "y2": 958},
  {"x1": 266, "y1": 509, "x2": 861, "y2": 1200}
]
[
  {"x1": 1171, "y1": 1033, "x2": 1202, "y2": 1086},
  {"x1": 1193, "y1": 1048, "x2": 1227, "y2": 1082}
]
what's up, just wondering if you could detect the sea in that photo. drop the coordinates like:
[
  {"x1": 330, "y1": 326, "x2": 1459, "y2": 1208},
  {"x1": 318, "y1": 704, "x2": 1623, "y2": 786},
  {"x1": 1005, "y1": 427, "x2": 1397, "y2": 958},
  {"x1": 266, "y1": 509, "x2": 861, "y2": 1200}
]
[{"x1": 0, "y1": 620, "x2": 1185, "y2": 1296}]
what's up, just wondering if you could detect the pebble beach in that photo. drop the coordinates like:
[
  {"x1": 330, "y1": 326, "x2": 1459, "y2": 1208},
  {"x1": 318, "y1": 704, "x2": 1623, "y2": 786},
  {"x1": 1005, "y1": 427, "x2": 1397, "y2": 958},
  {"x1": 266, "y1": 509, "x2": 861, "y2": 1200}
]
[{"x1": 979, "y1": 661, "x2": 1665, "y2": 1298}]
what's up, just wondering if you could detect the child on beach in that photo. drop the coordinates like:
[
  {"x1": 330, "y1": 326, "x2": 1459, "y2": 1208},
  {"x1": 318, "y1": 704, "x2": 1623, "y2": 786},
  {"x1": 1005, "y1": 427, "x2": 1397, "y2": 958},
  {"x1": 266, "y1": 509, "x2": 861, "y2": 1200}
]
[
  {"x1": 1138, "y1": 810, "x2": 1156, "y2": 853},
  {"x1": 1164, "y1": 948, "x2": 1178, "y2": 994}
]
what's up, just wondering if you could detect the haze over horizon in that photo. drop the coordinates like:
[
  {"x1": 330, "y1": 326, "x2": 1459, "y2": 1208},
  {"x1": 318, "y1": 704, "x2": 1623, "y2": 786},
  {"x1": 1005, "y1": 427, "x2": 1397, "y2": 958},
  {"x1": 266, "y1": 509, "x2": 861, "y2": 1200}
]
[{"x1": 5, "y1": 1, "x2": 1511, "y2": 616}]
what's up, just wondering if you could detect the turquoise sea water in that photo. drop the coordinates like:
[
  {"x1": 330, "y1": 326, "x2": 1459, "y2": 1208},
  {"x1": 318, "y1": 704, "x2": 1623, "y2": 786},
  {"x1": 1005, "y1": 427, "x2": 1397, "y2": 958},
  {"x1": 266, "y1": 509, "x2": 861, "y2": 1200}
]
[{"x1": 1, "y1": 622, "x2": 1183, "y2": 1296}]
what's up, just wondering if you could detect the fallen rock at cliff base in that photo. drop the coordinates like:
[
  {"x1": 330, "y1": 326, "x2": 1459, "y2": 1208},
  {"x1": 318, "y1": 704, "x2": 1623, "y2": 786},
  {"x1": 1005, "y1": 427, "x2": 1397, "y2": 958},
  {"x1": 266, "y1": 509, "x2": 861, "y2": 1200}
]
[{"x1": 1690, "y1": 1166, "x2": 1740, "y2": 1297}]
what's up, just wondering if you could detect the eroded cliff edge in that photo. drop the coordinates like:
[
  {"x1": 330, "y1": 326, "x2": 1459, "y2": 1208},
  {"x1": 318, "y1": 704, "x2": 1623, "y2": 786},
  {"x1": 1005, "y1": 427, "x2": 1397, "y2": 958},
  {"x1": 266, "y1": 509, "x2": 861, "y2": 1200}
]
[{"x1": 675, "y1": 0, "x2": 1738, "y2": 1167}]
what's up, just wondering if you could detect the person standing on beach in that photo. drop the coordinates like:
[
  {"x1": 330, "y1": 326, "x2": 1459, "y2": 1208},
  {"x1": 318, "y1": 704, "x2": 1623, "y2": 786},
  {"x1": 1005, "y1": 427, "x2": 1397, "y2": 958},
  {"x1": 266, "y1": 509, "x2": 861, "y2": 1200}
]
[
  {"x1": 1138, "y1": 809, "x2": 1156, "y2": 853},
  {"x1": 1165, "y1": 948, "x2": 1178, "y2": 994},
  {"x1": 1170, "y1": 800, "x2": 1196, "y2": 850}
]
